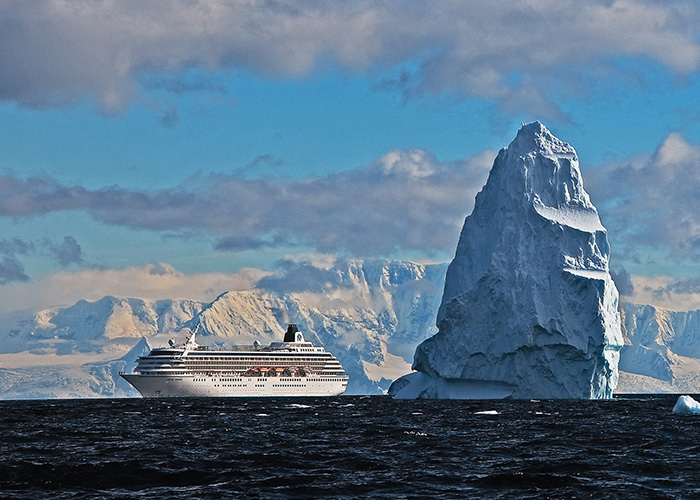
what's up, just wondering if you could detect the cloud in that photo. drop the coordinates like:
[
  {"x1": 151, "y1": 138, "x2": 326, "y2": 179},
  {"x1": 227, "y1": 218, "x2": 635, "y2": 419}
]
[
  {"x1": 0, "y1": 256, "x2": 29, "y2": 285},
  {"x1": 0, "y1": 263, "x2": 268, "y2": 314},
  {"x1": 611, "y1": 267, "x2": 635, "y2": 296},
  {"x1": 587, "y1": 132, "x2": 700, "y2": 266},
  {"x1": 626, "y1": 275, "x2": 700, "y2": 312},
  {"x1": 0, "y1": 238, "x2": 33, "y2": 257},
  {"x1": 214, "y1": 234, "x2": 290, "y2": 252},
  {"x1": 0, "y1": 148, "x2": 495, "y2": 258},
  {"x1": 0, "y1": 1, "x2": 699, "y2": 116},
  {"x1": 244, "y1": 155, "x2": 286, "y2": 174},
  {"x1": 0, "y1": 236, "x2": 84, "y2": 284},
  {"x1": 653, "y1": 278, "x2": 700, "y2": 299},
  {"x1": 0, "y1": 238, "x2": 33, "y2": 284},
  {"x1": 46, "y1": 236, "x2": 83, "y2": 267}
]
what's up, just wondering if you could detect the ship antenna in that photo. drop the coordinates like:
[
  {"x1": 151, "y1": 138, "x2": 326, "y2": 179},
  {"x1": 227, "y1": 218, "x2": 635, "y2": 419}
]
[{"x1": 183, "y1": 322, "x2": 201, "y2": 353}]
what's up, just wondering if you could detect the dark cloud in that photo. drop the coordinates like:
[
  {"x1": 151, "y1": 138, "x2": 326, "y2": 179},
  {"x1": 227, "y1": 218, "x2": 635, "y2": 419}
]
[
  {"x1": 0, "y1": 175, "x2": 88, "y2": 216},
  {"x1": 611, "y1": 268, "x2": 634, "y2": 296},
  {"x1": 0, "y1": 238, "x2": 33, "y2": 284},
  {"x1": 587, "y1": 133, "x2": 700, "y2": 266},
  {"x1": 655, "y1": 278, "x2": 700, "y2": 297},
  {"x1": 0, "y1": 238, "x2": 33, "y2": 257},
  {"x1": 245, "y1": 155, "x2": 286, "y2": 172},
  {"x1": 0, "y1": 1, "x2": 698, "y2": 117},
  {"x1": 47, "y1": 236, "x2": 83, "y2": 267},
  {"x1": 0, "y1": 256, "x2": 29, "y2": 284},
  {"x1": 0, "y1": 236, "x2": 84, "y2": 284},
  {"x1": 148, "y1": 263, "x2": 180, "y2": 276},
  {"x1": 214, "y1": 234, "x2": 290, "y2": 251},
  {"x1": 0, "y1": 148, "x2": 493, "y2": 258}
]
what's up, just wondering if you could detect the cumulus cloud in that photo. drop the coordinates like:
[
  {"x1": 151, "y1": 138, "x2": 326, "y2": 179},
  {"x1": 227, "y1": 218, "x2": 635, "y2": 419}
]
[
  {"x1": 0, "y1": 148, "x2": 495, "y2": 258},
  {"x1": 0, "y1": 0, "x2": 699, "y2": 116},
  {"x1": 587, "y1": 132, "x2": 700, "y2": 265}
]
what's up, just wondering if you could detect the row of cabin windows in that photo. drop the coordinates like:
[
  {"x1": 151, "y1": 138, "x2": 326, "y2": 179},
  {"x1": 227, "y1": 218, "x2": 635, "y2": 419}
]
[{"x1": 182, "y1": 356, "x2": 332, "y2": 361}]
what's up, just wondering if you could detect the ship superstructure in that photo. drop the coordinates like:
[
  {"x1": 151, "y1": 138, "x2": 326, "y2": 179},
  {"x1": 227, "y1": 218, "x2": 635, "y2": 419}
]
[{"x1": 120, "y1": 325, "x2": 348, "y2": 397}]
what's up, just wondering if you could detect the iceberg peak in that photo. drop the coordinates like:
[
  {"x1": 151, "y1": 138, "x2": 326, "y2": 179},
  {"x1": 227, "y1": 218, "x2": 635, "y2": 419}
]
[
  {"x1": 390, "y1": 123, "x2": 623, "y2": 399},
  {"x1": 509, "y1": 121, "x2": 573, "y2": 158},
  {"x1": 489, "y1": 121, "x2": 591, "y2": 212}
]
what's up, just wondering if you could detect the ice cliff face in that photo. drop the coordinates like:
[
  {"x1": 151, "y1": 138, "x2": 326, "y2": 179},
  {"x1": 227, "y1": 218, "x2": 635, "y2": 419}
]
[{"x1": 390, "y1": 122, "x2": 623, "y2": 399}]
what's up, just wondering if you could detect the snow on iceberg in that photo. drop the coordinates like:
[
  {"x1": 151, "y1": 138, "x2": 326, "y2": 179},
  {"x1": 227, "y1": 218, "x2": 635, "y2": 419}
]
[
  {"x1": 390, "y1": 122, "x2": 623, "y2": 399},
  {"x1": 673, "y1": 395, "x2": 700, "y2": 415}
]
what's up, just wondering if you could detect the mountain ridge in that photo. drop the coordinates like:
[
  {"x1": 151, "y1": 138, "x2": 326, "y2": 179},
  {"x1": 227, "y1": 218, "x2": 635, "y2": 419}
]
[
  {"x1": 0, "y1": 259, "x2": 447, "y2": 398},
  {"x1": 0, "y1": 258, "x2": 699, "y2": 398}
]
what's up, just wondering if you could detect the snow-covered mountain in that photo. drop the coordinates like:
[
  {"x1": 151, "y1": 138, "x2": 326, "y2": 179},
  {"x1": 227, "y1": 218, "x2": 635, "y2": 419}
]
[
  {"x1": 1, "y1": 256, "x2": 699, "y2": 399},
  {"x1": 391, "y1": 122, "x2": 623, "y2": 399},
  {"x1": 617, "y1": 303, "x2": 700, "y2": 393},
  {"x1": 0, "y1": 260, "x2": 446, "y2": 398}
]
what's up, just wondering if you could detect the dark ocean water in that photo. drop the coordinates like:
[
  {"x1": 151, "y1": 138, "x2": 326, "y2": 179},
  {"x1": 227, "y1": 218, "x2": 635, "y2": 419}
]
[{"x1": 2, "y1": 395, "x2": 700, "y2": 499}]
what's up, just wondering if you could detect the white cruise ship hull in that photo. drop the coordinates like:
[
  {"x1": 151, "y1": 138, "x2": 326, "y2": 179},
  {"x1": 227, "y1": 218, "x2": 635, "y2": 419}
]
[
  {"x1": 120, "y1": 324, "x2": 349, "y2": 398},
  {"x1": 122, "y1": 373, "x2": 347, "y2": 398}
]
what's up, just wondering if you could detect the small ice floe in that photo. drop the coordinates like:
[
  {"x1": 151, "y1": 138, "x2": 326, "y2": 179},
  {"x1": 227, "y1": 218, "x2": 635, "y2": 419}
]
[
  {"x1": 404, "y1": 430, "x2": 427, "y2": 436},
  {"x1": 474, "y1": 410, "x2": 499, "y2": 415},
  {"x1": 673, "y1": 395, "x2": 700, "y2": 415}
]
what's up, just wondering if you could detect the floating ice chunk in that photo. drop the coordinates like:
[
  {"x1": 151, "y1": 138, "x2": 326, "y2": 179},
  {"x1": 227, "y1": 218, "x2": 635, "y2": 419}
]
[{"x1": 673, "y1": 395, "x2": 700, "y2": 414}]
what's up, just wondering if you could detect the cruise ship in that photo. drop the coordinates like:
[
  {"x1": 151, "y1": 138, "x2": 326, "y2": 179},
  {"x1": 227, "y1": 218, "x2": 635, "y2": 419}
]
[{"x1": 120, "y1": 325, "x2": 348, "y2": 397}]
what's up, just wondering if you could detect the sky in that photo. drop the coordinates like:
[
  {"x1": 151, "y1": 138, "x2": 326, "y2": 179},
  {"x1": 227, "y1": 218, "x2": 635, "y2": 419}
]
[{"x1": 0, "y1": 0, "x2": 700, "y2": 313}]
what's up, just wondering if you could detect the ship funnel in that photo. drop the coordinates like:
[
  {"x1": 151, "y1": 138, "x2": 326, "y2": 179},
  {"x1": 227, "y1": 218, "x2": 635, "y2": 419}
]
[{"x1": 284, "y1": 324, "x2": 299, "y2": 343}]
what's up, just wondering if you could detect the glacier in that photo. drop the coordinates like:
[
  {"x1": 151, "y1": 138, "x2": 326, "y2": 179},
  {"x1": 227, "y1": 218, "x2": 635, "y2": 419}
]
[{"x1": 390, "y1": 121, "x2": 624, "y2": 399}]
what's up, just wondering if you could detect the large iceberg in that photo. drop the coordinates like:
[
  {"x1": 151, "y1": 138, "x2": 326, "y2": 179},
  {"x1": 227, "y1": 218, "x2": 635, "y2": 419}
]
[{"x1": 390, "y1": 122, "x2": 623, "y2": 399}]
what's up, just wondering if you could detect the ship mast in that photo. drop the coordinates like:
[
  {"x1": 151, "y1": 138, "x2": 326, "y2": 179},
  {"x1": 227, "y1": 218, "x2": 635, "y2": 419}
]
[{"x1": 182, "y1": 324, "x2": 200, "y2": 354}]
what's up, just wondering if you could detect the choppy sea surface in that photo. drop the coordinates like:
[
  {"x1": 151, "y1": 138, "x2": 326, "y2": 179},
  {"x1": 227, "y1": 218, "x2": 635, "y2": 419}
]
[{"x1": 2, "y1": 395, "x2": 700, "y2": 499}]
